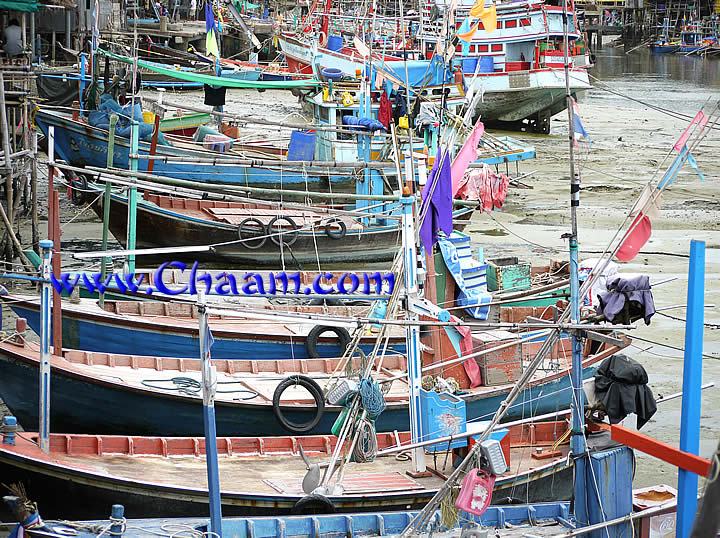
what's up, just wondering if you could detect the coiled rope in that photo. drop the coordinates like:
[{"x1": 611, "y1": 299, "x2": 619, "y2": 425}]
[{"x1": 359, "y1": 377, "x2": 386, "y2": 419}]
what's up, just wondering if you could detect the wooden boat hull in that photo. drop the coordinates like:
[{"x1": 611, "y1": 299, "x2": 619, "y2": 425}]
[
  {"x1": 92, "y1": 193, "x2": 403, "y2": 266},
  {"x1": 0, "y1": 454, "x2": 572, "y2": 519},
  {"x1": 6, "y1": 299, "x2": 400, "y2": 360},
  {"x1": 0, "y1": 340, "x2": 608, "y2": 437},
  {"x1": 33, "y1": 109, "x2": 357, "y2": 189}
]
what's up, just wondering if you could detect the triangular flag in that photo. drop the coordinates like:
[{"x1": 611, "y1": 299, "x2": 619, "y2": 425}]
[
  {"x1": 616, "y1": 213, "x2": 652, "y2": 262},
  {"x1": 206, "y1": 30, "x2": 220, "y2": 58},
  {"x1": 673, "y1": 110, "x2": 708, "y2": 152}
]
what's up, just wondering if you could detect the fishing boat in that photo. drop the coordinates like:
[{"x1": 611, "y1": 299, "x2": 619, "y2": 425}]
[
  {"x1": 0, "y1": 415, "x2": 587, "y2": 518},
  {"x1": 419, "y1": 0, "x2": 592, "y2": 132},
  {"x1": 33, "y1": 107, "x2": 364, "y2": 189},
  {"x1": 1, "y1": 297, "x2": 405, "y2": 360},
  {"x1": 0, "y1": 330, "x2": 625, "y2": 436},
  {"x1": 3, "y1": 502, "x2": 579, "y2": 537},
  {"x1": 84, "y1": 190, "x2": 473, "y2": 266},
  {"x1": 278, "y1": 0, "x2": 592, "y2": 133}
]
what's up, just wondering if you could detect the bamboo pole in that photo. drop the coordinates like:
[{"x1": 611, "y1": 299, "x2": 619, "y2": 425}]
[{"x1": 100, "y1": 114, "x2": 118, "y2": 308}]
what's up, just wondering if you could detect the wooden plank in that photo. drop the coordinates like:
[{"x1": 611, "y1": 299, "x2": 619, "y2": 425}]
[{"x1": 610, "y1": 424, "x2": 711, "y2": 477}]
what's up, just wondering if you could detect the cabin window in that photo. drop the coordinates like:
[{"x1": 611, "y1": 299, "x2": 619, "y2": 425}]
[
  {"x1": 491, "y1": 44, "x2": 503, "y2": 52},
  {"x1": 478, "y1": 44, "x2": 489, "y2": 52},
  {"x1": 319, "y1": 106, "x2": 330, "y2": 122},
  {"x1": 520, "y1": 17, "x2": 531, "y2": 26},
  {"x1": 505, "y1": 19, "x2": 517, "y2": 28},
  {"x1": 337, "y1": 110, "x2": 356, "y2": 141}
]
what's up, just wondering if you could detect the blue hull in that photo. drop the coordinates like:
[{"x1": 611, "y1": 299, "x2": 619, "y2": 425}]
[
  {"x1": 0, "y1": 342, "x2": 597, "y2": 437},
  {"x1": 34, "y1": 110, "x2": 357, "y2": 188},
  {"x1": 10, "y1": 303, "x2": 388, "y2": 360}
]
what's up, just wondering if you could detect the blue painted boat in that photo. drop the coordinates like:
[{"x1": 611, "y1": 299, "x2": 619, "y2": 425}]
[
  {"x1": 3, "y1": 296, "x2": 405, "y2": 360},
  {"x1": 34, "y1": 109, "x2": 363, "y2": 189},
  {"x1": 9, "y1": 503, "x2": 574, "y2": 536},
  {"x1": 0, "y1": 337, "x2": 621, "y2": 436}
]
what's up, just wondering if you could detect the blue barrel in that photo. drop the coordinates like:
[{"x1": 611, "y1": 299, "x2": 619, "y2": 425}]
[
  {"x1": 479, "y1": 56, "x2": 495, "y2": 73},
  {"x1": 326, "y1": 35, "x2": 343, "y2": 51},
  {"x1": 462, "y1": 57, "x2": 478, "y2": 73}
]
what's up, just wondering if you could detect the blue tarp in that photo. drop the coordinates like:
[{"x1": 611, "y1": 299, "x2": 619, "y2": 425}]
[{"x1": 88, "y1": 95, "x2": 168, "y2": 144}]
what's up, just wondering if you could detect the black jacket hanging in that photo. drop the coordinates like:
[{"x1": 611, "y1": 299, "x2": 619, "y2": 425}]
[{"x1": 594, "y1": 353, "x2": 657, "y2": 429}]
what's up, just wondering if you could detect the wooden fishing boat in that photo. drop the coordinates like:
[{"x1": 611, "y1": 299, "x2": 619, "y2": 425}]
[
  {"x1": 88, "y1": 190, "x2": 456, "y2": 266},
  {"x1": 0, "y1": 335, "x2": 625, "y2": 436},
  {"x1": 33, "y1": 108, "x2": 365, "y2": 189},
  {"x1": 0, "y1": 415, "x2": 587, "y2": 518},
  {"x1": 2, "y1": 297, "x2": 406, "y2": 360}
]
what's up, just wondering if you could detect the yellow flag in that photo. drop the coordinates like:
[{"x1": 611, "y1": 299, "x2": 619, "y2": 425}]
[
  {"x1": 469, "y1": 0, "x2": 486, "y2": 18},
  {"x1": 206, "y1": 29, "x2": 220, "y2": 58},
  {"x1": 481, "y1": 4, "x2": 497, "y2": 34}
]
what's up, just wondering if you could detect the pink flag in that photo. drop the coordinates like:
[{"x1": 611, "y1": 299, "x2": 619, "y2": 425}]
[
  {"x1": 451, "y1": 120, "x2": 485, "y2": 196},
  {"x1": 674, "y1": 110, "x2": 708, "y2": 152},
  {"x1": 616, "y1": 213, "x2": 652, "y2": 262}
]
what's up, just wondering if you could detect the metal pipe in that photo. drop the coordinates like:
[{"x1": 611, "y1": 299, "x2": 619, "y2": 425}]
[
  {"x1": 126, "y1": 121, "x2": 139, "y2": 273},
  {"x1": 198, "y1": 292, "x2": 223, "y2": 537},
  {"x1": 38, "y1": 239, "x2": 53, "y2": 454}
]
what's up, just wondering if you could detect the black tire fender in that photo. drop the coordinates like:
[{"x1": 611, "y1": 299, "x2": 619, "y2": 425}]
[
  {"x1": 237, "y1": 217, "x2": 267, "y2": 250},
  {"x1": 305, "y1": 325, "x2": 351, "y2": 359},
  {"x1": 291, "y1": 493, "x2": 336, "y2": 515},
  {"x1": 267, "y1": 215, "x2": 299, "y2": 246},
  {"x1": 324, "y1": 217, "x2": 347, "y2": 240},
  {"x1": 272, "y1": 375, "x2": 325, "y2": 434}
]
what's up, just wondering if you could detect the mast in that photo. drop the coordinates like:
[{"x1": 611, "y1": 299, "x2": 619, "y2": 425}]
[{"x1": 562, "y1": 0, "x2": 588, "y2": 527}]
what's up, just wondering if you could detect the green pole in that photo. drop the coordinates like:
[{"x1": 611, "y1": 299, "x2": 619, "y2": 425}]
[
  {"x1": 100, "y1": 114, "x2": 118, "y2": 307},
  {"x1": 126, "y1": 121, "x2": 139, "y2": 273}
]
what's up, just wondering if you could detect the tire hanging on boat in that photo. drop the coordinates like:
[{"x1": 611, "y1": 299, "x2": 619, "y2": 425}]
[
  {"x1": 305, "y1": 325, "x2": 351, "y2": 359},
  {"x1": 267, "y1": 215, "x2": 299, "y2": 246},
  {"x1": 324, "y1": 217, "x2": 347, "y2": 240},
  {"x1": 237, "y1": 217, "x2": 267, "y2": 249},
  {"x1": 291, "y1": 493, "x2": 336, "y2": 515},
  {"x1": 272, "y1": 375, "x2": 325, "y2": 434}
]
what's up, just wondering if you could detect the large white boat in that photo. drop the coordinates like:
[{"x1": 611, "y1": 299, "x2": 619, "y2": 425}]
[
  {"x1": 278, "y1": 0, "x2": 591, "y2": 133},
  {"x1": 419, "y1": 0, "x2": 592, "y2": 132}
]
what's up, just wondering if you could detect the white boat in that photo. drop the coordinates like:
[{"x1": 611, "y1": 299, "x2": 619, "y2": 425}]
[{"x1": 278, "y1": 0, "x2": 591, "y2": 133}]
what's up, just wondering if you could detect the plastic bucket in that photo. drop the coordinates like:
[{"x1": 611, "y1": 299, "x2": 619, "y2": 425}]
[
  {"x1": 479, "y1": 56, "x2": 495, "y2": 73},
  {"x1": 321, "y1": 67, "x2": 344, "y2": 81},
  {"x1": 326, "y1": 34, "x2": 343, "y2": 51},
  {"x1": 142, "y1": 111, "x2": 156, "y2": 124}
]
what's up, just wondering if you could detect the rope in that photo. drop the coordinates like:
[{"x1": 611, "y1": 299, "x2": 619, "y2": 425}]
[
  {"x1": 351, "y1": 418, "x2": 378, "y2": 463},
  {"x1": 140, "y1": 377, "x2": 259, "y2": 399},
  {"x1": 359, "y1": 377, "x2": 386, "y2": 418}
]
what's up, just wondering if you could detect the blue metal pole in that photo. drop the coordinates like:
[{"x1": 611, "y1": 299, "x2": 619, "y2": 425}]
[
  {"x1": 79, "y1": 53, "x2": 86, "y2": 113},
  {"x1": 677, "y1": 239, "x2": 705, "y2": 538},
  {"x1": 38, "y1": 239, "x2": 53, "y2": 454},
  {"x1": 569, "y1": 231, "x2": 588, "y2": 527},
  {"x1": 198, "y1": 293, "x2": 223, "y2": 537},
  {"x1": 400, "y1": 195, "x2": 426, "y2": 473}
]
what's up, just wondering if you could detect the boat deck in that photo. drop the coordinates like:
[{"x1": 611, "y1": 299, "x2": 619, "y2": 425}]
[{"x1": 7, "y1": 431, "x2": 569, "y2": 498}]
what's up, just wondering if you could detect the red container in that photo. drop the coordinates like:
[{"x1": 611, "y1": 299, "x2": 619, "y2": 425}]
[{"x1": 505, "y1": 61, "x2": 531, "y2": 71}]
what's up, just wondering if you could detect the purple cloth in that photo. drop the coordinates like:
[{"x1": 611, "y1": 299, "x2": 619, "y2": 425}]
[
  {"x1": 596, "y1": 274, "x2": 656, "y2": 325},
  {"x1": 419, "y1": 148, "x2": 453, "y2": 253}
]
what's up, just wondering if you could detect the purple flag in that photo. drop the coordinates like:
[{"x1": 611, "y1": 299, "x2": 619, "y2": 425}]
[
  {"x1": 205, "y1": 3, "x2": 215, "y2": 33},
  {"x1": 419, "y1": 149, "x2": 453, "y2": 253}
]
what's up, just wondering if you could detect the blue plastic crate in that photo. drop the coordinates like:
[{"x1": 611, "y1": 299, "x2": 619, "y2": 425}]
[{"x1": 287, "y1": 130, "x2": 316, "y2": 161}]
